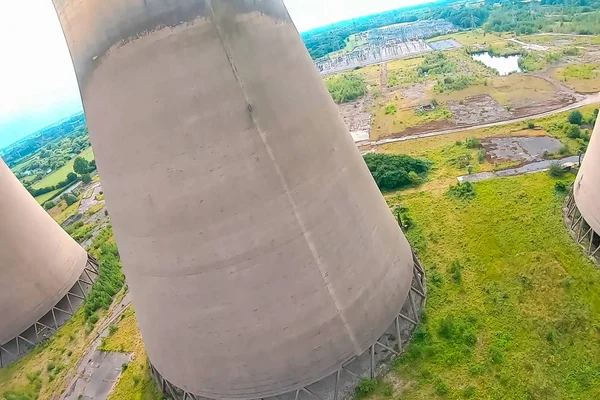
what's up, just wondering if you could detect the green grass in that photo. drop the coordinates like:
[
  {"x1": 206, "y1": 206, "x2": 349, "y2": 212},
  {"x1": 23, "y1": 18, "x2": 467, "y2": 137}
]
[
  {"x1": 32, "y1": 147, "x2": 94, "y2": 190},
  {"x1": 35, "y1": 189, "x2": 63, "y2": 205},
  {"x1": 99, "y1": 309, "x2": 163, "y2": 400},
  {"x1": 0, "y1": 229, "x2": 123, "y2": 400},
  {"x1": 383, "y1": 172, "x2": 600, "y2": 399}
]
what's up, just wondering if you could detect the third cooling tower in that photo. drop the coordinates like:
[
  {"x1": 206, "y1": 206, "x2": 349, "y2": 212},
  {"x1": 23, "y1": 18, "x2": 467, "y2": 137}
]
[
  {"x1": 565, "y1": 120, "x2": 600, "y2": 259},
  {"x1": 53, "y1": 0, "x2": 426, "y2": 398},
  {"x1": 0, "y1": 158, "x2": 97, "y2": 367}
]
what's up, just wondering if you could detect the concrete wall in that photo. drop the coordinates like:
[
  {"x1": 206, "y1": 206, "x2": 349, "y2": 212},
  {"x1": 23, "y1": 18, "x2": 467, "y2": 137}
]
[
  {"x1": 0, "y1": 158, "x2": 88, "y2": 346},
  {"x1": 53, "y1": 0, "x2": 415, "y2": 397},
  {"x1": 574, "y1": 121, "x2": 600, "y2": 234}
]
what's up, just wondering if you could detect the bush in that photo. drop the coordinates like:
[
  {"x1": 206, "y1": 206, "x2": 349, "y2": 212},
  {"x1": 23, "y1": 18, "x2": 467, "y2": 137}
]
[
  {"x1": 449, "y1": 260, "x2": 463, "y2": 283},
  {"x1": 559, "y1": 145, "x2": 569, "y2": 155},
  {"x1": 356, "y1": 378, "x2": 378, "y2": 397},
  {"x1": 62, "y1": 193, "x2": 78, "y2": 206},
  {"x1": 384, "y1": 104, "x2": 397, "y2": 115},
  {"x1": 568, "y1": 110, "x2": 583, "y2": 125},
  {"x1": 363, "y1": 153, "x2": 431, "y2": 191},
  {"x1": 527, "y1": 121, "x2": 535, "y2": 129},
  {"x1": 435, "y1": 380, "x2": 449, "y2": 396},
  {"x1": 548, "y1": 162, "x2": 565, "y2": 177},
  {"x1": 448, "y1": 182, "x2": 475, "y2": 200},
  {"x1": 465, "y1": 137, "x2": 481, "y2": 149},
  {"x1": 81, "y1": 173, "x2": 92, "y2": 184},
  {"x1": 325, "y1": 74, "x2": 367, "y2": 103},
  {"x1": 83, "y1": 228, "x2": 125, "y2": 320},
  {"x1": 477, "y1": 149, "x2": 486, "y2": 164},
  {"x1": 555, "y1": 182, "x2": 568, "y2": 193},
  {"x1": 43, "y1": 200, "x2": 56, "y2": 210},
  {"x1": 408, "y1": 171, "x2": 422, "y2": 185},
  {"x1": 565, "y1": 124, "x2": 581, "y2": 139}
]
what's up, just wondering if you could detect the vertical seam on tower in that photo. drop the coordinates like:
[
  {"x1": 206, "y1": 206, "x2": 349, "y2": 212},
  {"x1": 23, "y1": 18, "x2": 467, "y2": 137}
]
[{"x1": 206, "y1": 0, "x2": 362, "y2": 355}]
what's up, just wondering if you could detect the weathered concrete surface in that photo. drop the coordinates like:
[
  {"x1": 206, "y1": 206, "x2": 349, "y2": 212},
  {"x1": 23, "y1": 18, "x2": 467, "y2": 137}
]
[
  {"x1": 64, "y1": 352, "x2": 131, "y2": 400},
  {"x1": 574, "y1": 121, "x2": 600, "y2": 233},
  {"x1": 53, "y1": 0, "x2": 415, "y2": 398},
  {"x1": 482, "y1": 136, "x2": 564, "y2": 163},
  {"x1": 0, "y1": 158, "x2": 87, "y2": 347}
]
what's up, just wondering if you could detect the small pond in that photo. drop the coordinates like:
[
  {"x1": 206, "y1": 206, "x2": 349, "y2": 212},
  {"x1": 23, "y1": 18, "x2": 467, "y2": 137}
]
[{"x1": 471, "y1": 52, "x2": 522, "y2": 76}]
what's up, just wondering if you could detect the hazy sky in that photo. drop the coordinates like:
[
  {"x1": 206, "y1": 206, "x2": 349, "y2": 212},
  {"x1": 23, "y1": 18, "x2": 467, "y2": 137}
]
[{"x1": 0, "y1": 0, "x2": 428, "y2": 149}]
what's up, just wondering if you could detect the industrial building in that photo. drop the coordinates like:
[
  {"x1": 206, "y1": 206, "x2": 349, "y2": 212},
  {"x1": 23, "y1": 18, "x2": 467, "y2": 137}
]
[
  {"x1": 0, "y1": 158, "x2": 97, "y2": 368},
  {"x1": 53, "y1": 0, "x2": 426, "y2": 399},
  {"x1": 565, "y1": 122, "x2": 600, "y2": 260}
]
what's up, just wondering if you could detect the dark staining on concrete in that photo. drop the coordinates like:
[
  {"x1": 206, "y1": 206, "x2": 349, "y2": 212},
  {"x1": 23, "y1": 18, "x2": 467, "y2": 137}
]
[{"x1": 55, "y1": 0, "x2": 291, "y2": 89}]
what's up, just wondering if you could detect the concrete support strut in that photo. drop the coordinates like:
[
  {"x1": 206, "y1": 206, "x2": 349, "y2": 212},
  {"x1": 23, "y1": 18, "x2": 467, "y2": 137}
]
[
  {"x1": 0, "y1": 256, "x2": 99, "y2": 368},
  {"x1": 564, "y1": 190, "x2": 600, "y2": 265},
  {"x1": 149, "y1": 252, "x2": 427, "y2": 400}
]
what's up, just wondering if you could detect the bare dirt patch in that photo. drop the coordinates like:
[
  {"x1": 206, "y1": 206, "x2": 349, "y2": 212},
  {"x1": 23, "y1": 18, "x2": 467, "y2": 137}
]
[
  {"x1": 482, "y1": 136, "x2": 564, "y2": 163},
  {"x1": 338, "y1": 95, "x2": 374, "y2": 140},
  {"x1": 448, "y1": 94, "x2": 512, "y2": 125}
]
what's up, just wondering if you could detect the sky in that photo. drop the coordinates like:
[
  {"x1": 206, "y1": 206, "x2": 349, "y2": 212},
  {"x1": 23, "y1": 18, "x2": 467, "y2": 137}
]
[{"x1": 0, "y1": 0, "x2": 429, "y2": 150}]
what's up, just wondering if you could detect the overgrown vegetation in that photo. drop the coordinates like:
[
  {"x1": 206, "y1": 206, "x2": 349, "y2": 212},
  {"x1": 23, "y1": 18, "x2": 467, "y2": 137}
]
[
  {"x1": 389, "y1": 173, "x2": 600, "y2": 399},
  {"x1": 84, "y1": 227, "x2": 125, "y2": 323},
  {"x1": 325, "y1": 73, "x2": 367, "y2": 103},
  {"x1": 448, "y1": 181, "x2": 476, "y2": 200},
  {"x1": 363, "y1": 153, "x2": 431, "y2": 191}
]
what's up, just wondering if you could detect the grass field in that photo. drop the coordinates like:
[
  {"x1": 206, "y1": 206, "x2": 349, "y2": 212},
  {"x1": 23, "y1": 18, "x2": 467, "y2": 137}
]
[
  {"x1": 379, "y1": 172, "x2": 600, "y2": 399},
  {"x1": 554, "y1": 64, "x2": 600, "y2": 93},
  {"x1": 35, "y1": 189, "x2": 63, "y2": 205},
  {"x1": 32, "y1": 147, "x2": 94, "y2": 190},
  {"x1": 427, "y1": 30, "x2": 508, "y2": 47},
  {"x1": 99, "y1": 308, "x2": 163, "y2": 400}
]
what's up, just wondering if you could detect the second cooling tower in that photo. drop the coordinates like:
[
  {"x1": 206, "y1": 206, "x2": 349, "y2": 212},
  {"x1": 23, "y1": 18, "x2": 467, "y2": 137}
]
[
  {"x1": 566, "y1": 120, "x2": 600, "y2": 259},
  {"x1": 0, "y1": 158, "x2": 96, "y2": 367},
  {"x1": 53, "y1": 0, "x2": 425, "y2": 398}
]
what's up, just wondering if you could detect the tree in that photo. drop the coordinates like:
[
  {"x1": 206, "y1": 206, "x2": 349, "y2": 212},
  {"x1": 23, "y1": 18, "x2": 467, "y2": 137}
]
[
  {"x1": 43, "y1": 201, "x2": 55, "y2": 210},
  {"x1": 568, "y1": 110, "x2": 583, "y2": 125},
  {"x1": 62, "y1": 193, "x2": 78, "y2": 206},
  {"x1": 73, "y1": 157, "x2": 90, "y2": 175},
  {"x1": 81, "y1": 173, "x2": 92, "y2": 184},
  {"x1": 67, "y1": 172, "x2": 78, "y2": 182}
]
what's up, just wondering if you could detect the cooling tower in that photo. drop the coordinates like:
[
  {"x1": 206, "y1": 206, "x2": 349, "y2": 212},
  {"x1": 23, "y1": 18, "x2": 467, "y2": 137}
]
[
  {"x1": 0, "y1": 158, "x2": 97, "y2": 368},
  {"x1": 53, "y1": 0, "x2": 426, "y2": 398},
  {"x1": 565, "y1": 120, "x2": 600, "y2": 259}
]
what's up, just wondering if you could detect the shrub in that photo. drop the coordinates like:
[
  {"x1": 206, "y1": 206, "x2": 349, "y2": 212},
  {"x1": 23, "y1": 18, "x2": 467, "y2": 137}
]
[
  {"x1": 108, "y1": 324, "x2": 119, "y2": 336},
  {"x1": 527, "y1": 121, "x2": 535, "y2": 129},
  {"x1": 449, "y1": 260, "x2": 463, "y2": 283},
  {"x1": 356, "y1": 378, "x2": 378, "y2": 397},
  {"x1": 477, "y1": 149, "x2": 486, "y2": 164},
  {"x1": 568, "y1": 110, "x2": 583, "y2": 125},
  {"x1": 465, "y1": 137, "x2": 481, "y2": 149},
  {"x1": 384, "y1": 104, "x2": 397, "y2": 115},
  {"x1": 559, "y1": 145, "x2": 569, "y2": 155},
  {"x1": 548, "y1": 162, "x2": 565, "y2": 177},
  {"x1": 363, "y1": 153, "x2": 431, "y2": 191},
  {"x1": 565, "y1": 124, "x2": 581, "y2": 139},
  {"x1": 435, "y1": 381, "x2": 449, "y2": 396},
  {"x1": 81, "y1": 173, "x2": 92, "y2": 184},
  {"x1": 448, "y1": 182, "x2": 475, "y2": 200},
  {"x1": 555, "y1": 182, "x2": 568, "y2": 193},
  {"x1": 408, "y1": 171, "x2": 422, "y2": 185},
  {"x1": 325, "y1": 74, "x2": 367, "y2": 103},
  {"x1": 121, "y1": 363, "x2": 128, "y2": 372},
  {"x1": 466, "y1": 165, "x2": 474, "y2": 175},
  {"x1": 62, "y1": 193, "x2": 78, "y2": 206},
  {"x1": 43, "y1": 200, "x2": 56, "y2": 210}
]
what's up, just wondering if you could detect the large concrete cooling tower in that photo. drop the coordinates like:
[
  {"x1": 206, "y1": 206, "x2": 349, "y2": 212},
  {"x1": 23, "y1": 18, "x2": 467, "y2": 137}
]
[
  {"x1": 53, "y1": 1, "x2": 426, "y2": 399},
  {"x1": 565, "y1": 120, "x2": 600, "y2": 259},
  {"x1": 0, "y1": 158, "x2": 97, "y2": 368}
]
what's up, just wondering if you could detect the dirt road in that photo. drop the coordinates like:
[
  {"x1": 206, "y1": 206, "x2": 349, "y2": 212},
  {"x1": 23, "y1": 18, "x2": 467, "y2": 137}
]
[{"x1": 359, "y1": 92, "x2": 600, "y2": 148}]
